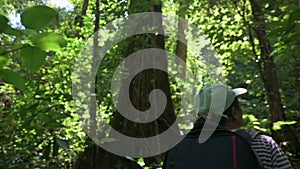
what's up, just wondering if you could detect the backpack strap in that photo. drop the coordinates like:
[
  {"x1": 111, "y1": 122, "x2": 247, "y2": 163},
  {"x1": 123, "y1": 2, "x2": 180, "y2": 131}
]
[
  {"x1": 232, "y1": 136, "x2": 237, "y2": 169},
  {"x1": 236, "y1": 130, "x2": 260, "y2": 142},
  {"x1": 235, "y1": 130, "x2": 265, "y2": 169}
]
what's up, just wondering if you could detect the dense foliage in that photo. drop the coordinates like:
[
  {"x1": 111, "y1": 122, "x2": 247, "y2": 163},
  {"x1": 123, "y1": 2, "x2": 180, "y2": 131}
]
[{"x1": 0, "y1": 0, "x2": 299, "y2": 168}]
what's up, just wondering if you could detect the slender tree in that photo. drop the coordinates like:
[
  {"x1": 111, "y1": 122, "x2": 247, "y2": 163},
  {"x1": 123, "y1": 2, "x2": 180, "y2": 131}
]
[{"x1": 248, "y1": 0, "x2": 300, "y2": 153}]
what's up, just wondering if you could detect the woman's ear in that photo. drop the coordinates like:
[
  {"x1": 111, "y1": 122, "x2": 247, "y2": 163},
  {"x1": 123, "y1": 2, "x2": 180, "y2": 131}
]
[{"x1": 230, "y1": 106, "x2": 240, "y2": 120}]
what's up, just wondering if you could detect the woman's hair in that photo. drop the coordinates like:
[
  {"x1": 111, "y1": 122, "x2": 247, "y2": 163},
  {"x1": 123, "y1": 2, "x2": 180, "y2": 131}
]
[{"x1": 219, "y1": 97, "x2": 240, "y2": 126}]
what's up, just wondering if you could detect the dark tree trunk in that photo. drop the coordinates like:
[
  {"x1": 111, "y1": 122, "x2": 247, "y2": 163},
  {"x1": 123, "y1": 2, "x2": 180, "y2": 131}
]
[
  {"x1": 74, "y1": 0, "x2": 89, "y2": 37},
  {"x1": 175, "y1": 2, "x2": 188, "y2": 63},
  {"x1": 249, "y1": 0, "x2": 300, "y2": 153},
  {"x1": 74, "y1": 0, "x2": 177, "y2": 168},
  {"x1": 107, "y1": 1, "x2": 176, "y2": 167}
]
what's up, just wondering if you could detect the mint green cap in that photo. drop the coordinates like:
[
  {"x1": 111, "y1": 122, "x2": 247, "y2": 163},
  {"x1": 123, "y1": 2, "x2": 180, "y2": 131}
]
[{"x1": 194, "y1": 84, "x2": 247, "y2": 115}]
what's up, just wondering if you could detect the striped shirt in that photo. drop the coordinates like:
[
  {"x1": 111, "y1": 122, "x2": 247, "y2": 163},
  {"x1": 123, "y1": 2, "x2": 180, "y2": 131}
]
[{"x1": 249, "y1": 133, "x2": 293, "y2": 169}]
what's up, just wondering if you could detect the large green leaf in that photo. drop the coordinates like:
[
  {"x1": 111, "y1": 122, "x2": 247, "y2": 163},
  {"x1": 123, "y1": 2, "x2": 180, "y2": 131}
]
[
  {"x1": 20, "y1": 46, "x2": 47, "y2": 71},
  {"x1": 21, "y1": 5, "x2": 57, "y2": 30},
  {"x1": 0, "y1": 69, "x2": 25, "y2": 90},
  {"x1": 0, "y1": 56, "x2": 8, "y2": 68},
  {"x1": 0, "y1": 14, "x2": 9, "y2": 33},
  {"x1": 3, "y1": 27, "x2": 23, "y2": 36},
  {"x1": 31, "y1": 32, "x2": 67, "y2": 51},
  {"x1": 0, "y1": 48, "x2": 6, "y2": 55}
]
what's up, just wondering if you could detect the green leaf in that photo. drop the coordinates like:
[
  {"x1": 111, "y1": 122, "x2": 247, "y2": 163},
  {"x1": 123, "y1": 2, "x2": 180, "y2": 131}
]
[
  {"x1": 272, "y1": 121, "x2": 297, "y2": 131},
  {"x1": 48, "y1": 122, "x2": 64, "y2": 128},
  {"x1": 289, "y1": 7, "x2": 300, "y2": 22},
  {"x1": 31, "y1": 32, "x2": 67, "y2": 51},
  {"x1": 0, "y1": 48, "x2": 6, "y2": 55},
  {"x1": 55, "y1": 138, "x2": 70, "y2": 150},
  {"x1": 0, "y1": 14, "x2": 9, "y2": 32},
  {"x1": 42, "y1": 143, "x2": 51, "y2": 160},
  {"x1": 0, "y1": 69, "x2": 25, "y2": 90},
  {"x1": 0, "y1": 56, "x2": 8, "y2": 68},
  {"x1": 21, "y1": 5, "x2": 57, "y2": 30},
  {"x1": 20, "y1": 46, "x2": 47, "y2": 71},
  {"x1": 3, "y1": 26, "x2": 23, "y2": 36},
  {"x1": 53, "y1": 138, "x2": 59, "y2": 157}
]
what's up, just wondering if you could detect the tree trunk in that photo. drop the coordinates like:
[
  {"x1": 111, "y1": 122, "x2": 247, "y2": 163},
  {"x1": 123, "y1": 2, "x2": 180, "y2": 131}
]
[
  {"x1": 249, "y1": 0, "x2": 300, "y2": 153},
  {"x1": 74, "y1": 0, "x2": 89, "y2": 37},
  {"x1": 175, "y1": 0, "x2": 188, "y2": 63},
  {"x1": 107, "y1": 1, "x2": 176, "y2": 167},
  {"x1": 74, "y1": 0, "x2": 177, "y2": 168}
]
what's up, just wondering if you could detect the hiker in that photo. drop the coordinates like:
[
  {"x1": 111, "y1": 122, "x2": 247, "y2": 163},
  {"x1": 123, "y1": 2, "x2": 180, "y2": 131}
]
[{"x1": 163, "y1": 84, "x2": 292, "y2": 169}]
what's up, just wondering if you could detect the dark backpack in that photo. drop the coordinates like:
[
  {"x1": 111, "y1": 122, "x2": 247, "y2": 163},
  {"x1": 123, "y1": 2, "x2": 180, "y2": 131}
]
[{"x1": 163, "y1": 122, "x2": 264, "y2": 169}]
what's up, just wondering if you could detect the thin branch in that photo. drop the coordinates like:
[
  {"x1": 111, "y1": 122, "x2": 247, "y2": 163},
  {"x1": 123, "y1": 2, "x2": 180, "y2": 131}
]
[
  {"x1": 232, "y1": 0, "x2": 265, "y2": 82},
  {"x1": 0, "y1": 45, "x2": 27, "y2": 55},
  {"x1": 247, "y1": 24, "x2": 265, "y2": 83}
]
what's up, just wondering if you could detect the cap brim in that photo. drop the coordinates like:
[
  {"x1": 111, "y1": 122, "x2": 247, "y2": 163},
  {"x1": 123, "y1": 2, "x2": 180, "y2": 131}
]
[{"x1": 232, "y1": 88, "x2": 247, "y2": 96}]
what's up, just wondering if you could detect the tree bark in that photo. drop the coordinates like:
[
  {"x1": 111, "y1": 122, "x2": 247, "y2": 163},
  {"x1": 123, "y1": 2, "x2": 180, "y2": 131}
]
[
  {"x1": 107, "y1": 0, "x2": 176, "y2": 167},
  {"x1": 249, "y1": 0, "x2": 300, "y2": 153},
  {"x1": 74, "y1": 0, "x2": 177, "y2": 168},
  {"x1": 175, "y1": 0, "x2": 188, "y2": 63},
  {"x1": 74, "y1": 0, "x2": 89, "y2": 37}
]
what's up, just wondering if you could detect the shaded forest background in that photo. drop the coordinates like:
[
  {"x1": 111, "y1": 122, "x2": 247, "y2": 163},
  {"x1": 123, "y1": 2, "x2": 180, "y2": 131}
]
[{"x1": 0, "y1": 0, "x2": 300, "y2": 168}]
